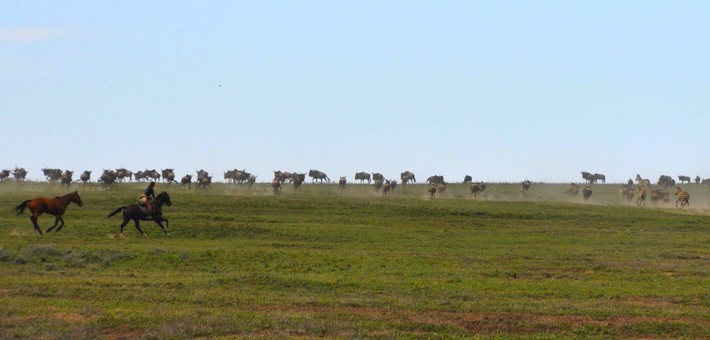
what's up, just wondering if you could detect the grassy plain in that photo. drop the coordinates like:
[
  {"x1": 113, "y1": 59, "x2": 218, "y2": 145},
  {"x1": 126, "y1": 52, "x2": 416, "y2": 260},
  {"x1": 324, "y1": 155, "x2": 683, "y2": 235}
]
[{"x1": 0, "y1": 181, "x2": 708, "y2": 338}]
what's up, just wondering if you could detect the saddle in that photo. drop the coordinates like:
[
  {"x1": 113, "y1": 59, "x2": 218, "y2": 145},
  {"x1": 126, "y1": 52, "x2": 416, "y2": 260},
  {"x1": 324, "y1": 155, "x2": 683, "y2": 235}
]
[{"x1": 138, "y1": 203, "x2": 154, "y2": 218}]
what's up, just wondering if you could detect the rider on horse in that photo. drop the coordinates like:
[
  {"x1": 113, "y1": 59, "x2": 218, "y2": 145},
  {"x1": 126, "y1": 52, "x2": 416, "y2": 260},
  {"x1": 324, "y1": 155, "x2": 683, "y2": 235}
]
[{"x1": 139, "y1": 181, "x2": 156, "y2": 216}]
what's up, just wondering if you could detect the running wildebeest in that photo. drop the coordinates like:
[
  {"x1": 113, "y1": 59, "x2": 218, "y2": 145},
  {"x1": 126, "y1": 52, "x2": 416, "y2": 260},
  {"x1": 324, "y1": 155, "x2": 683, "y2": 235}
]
[
  {"x1": 107, "y1": 191, "x2": 172, "y2": 238},
  {"x1": 14, "y1": 191, "x2": 83, "y2": 235},
  {"x1": 180, "y1": 175, "x2": 192, "y2": 189},
  {"x1": 355, "y1": 172, "x2": 371, "y2": 184},
  {"x1": 309, "y1": 169, "x2": 329, "y2": 183},
  {"x1": 339, "y1": 176, "x2": 346, "y2": 191},
  {"x1": 400, "y1": 171, "x2": 416, "y2": 185},
  {"x1": 79, "y1": 170, "x2": 92, "y2": 185},
  {"x1": 522, "y1": 180, "x2": 531, "y2": 196},
  {"x1": 0, "y1": 169, "x2": 11, "y2": 181},
  {"x1": 582, "y1": 186, "x2": 593, "y2": 201},
  {"x1": 271, "y1": 177, "x2": 281, "y2": 195}
]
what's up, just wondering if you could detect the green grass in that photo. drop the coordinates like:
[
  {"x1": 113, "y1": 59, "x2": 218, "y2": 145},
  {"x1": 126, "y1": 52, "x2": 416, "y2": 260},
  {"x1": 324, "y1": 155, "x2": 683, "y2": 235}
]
[{"x1": 0, "y1": 181, "x2": 708, "y2": 338}]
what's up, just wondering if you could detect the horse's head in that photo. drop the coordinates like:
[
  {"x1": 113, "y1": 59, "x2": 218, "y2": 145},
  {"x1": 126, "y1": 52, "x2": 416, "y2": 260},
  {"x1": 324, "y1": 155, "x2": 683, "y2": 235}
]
[
  {"x1": 156, "y1": 191, "x2": 172, "y2": 206},
  {"x1": 73, "y1": 191, "x2": 84, "y2": 207}
]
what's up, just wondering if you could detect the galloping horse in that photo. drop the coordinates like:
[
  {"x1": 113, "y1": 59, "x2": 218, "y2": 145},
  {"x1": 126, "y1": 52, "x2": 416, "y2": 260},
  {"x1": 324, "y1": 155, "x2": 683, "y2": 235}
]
[
  {"x1": 14, "y1": 191, "x2": 83, "y2": 235},
  {"x1": 107, "y1": 191, "x2": 172, "y2": 238}
]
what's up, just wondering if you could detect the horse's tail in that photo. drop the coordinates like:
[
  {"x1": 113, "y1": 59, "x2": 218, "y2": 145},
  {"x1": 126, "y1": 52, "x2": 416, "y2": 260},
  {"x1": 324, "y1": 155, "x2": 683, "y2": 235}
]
[
  {"x1": 14, "y1": 200, "x2": 30, "y2": 215},
  {"x1": 107, "y1": 207, "x2": 125, "y2": 218}
]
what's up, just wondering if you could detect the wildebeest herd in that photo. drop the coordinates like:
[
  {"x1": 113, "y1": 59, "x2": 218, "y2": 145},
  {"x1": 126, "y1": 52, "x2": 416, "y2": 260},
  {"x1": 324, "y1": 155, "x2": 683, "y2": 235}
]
[{"x1": 6, "y1": 167, "x2": 707, "y2": 238}]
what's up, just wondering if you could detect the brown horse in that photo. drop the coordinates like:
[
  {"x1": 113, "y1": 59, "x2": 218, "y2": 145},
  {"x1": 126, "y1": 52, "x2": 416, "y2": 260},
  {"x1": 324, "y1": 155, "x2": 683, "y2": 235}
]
[{"x1": 14, "y1": 191, "x2": 83, "y2": 235}]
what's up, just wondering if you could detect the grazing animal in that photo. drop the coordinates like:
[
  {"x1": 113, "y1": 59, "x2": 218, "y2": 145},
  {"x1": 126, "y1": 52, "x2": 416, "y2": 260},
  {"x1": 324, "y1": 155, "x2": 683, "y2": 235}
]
[
  {"x1": 581, "y1": 171, "x2": 595, "y2": 184},
  {"x1": 522, "y1": 180, "x2": 531, "y2": 196},
  {"x1": 14, "y1": 191, "x2": 83, "y2": 235},
  {"x1": 12, "y1": 167, "x2": 28, "y2": 181},
  {"x1": 354, "y1": 172, "x2": 371, "y2": 184},
  {"x1": 372, "y1": 173, "x2": 385, "y2": 182},
  {"x1": 427, "y1": 175, "x2": 445, "y2": 185},
  {"x1": 674, "y1": 186, "x2": 690, "y2": 208},
  {"x1": 107, "y1": 191, "x2": 171, "y2": 238},
  {"x1": 400, "y1": 171, "x2": 416, "y2": 185},
  {"x1": 636, "y1": 186, "x2": 647, "y2": 207},
  {"x1": 0, "y1": 169, "x2": 11, "y2": 181},
  {"x1": 198, "y1": 176, "x2": 212, "y2": 190},
  {"x1": 635, "y1": 174, "x2": 651, "y2": 187},
  {"x1": 436, "y1": 182, "x2": 447, "y2": 195},
  {"x1": 308, "y1": 169, "x2": 330, "y2": 183},
  {"x1": 463, "y1": 175, "x2": 472, "y2": 183},
  {"x1": 593, "y1": 173, "x2": 605, "y2": 184},
  {"x1": 565, "y1": 183, "x2": 579, "y2": 198},
  {"x1": 658, "y1": 175, "x2": 675, "y2": 189},
  {"x1": 180, "y1": 175, "x2": 192, "y2": 189},
  {"x1": 582, "y1": 186, "x2": 592, "y2": 201},
  {"x1": 382, "y1": 180, "x2": 392, "y2": 196},
  {"x1": 79, "y1": 170, "x2": 92, "y2": 185},
  {"x1": 678, "y1": 175, "x2": 691, "y2": 184},
  {"x1": 271, "y1": 177, "x2": 281, "y2": 195},
  {"x1": 339, "y1": 176, "x2": 346, "y2": 191},
  {"x1": 427, "y1": 185, "x2": 437, "y2": 199},
  {"x1": 162, "y1": 169, "x2": 178, "y2": 184},
  {"x1": 470, "y1": 182, "x2": 486, "y2": 198}
]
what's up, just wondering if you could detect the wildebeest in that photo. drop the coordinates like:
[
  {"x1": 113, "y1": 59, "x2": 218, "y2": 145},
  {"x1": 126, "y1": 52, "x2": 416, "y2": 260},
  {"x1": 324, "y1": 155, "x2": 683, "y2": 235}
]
[
  {"x1": 374, "y1": 179, "x2": 383, "y2": 191},
  {"x1": 427, "y1": 175, "x2": 444, "y2": 185},
  {"x1": 650, "y1": 189, "x2": 670, "y2": 205},
  {"x1": 678, "y1": 175, "x2": 691, "y2": 184},
  {"x1": 247, "y1": 175, "x2": 256, "y2": 189},
  {"x1": 60, "y1": 170, "x2": 74, "y2": 188},
  {"x1": 116, "y1": 168, "x2": 133, "y2": 182},
  {"x1": 42, "y1": 168, "x2": 62, "y2": 183},
  {"x1": 196, "y1": 169, "x2": 210, "y2": 185},
  {"x1": 355, "y1": 172, "x2": 371, "y2": 184},
  {"x1": 581, "y1": 171, "x2": 594, "y2": 184},
  {"x1": 197, "y1": 176, "x2": 212, "y2": 190},
  {"x1": 470, "y1": 182, "x2": 486, "y2": 198},
  {"x1": 593, "y1": 173, "x2": 605, "y2": 184},
  {"x1": 400, "y1": 171, "x2": 416, "y2": 185},
  {"x1": 702, "y1": 178, "x2": 710, "y2": 185},
  {"x1": 582, "y1": 186, "x2": 592, "y2": 201},
  {"x1": 522, "y1": 180, "x2": 531, "y2": 196},
  {"x1": 271, "y1": 177, "x2": 281, "y2": 195},
  {"x1": 107, "y1": 191, "x2": 171, "y2": 238},
  {"x1": 292, "y1": 174, "x2": 304, "y2": 190},
  {"x1": 162, "y1": 169, "x2": 178, "y2": 184},
  {"x1": 99, "y1": 170, "x2": 118, "y2": 190},
  {"x1": 308, "y1": 169, "x2": 329, "y2": 183},
  {"x1": 79, "y1": 170, "x2": 92, "y2": 185},
  {"x1": 658, "y1": 175, "x2": 675, "y2": 189},
  {"x1": 14, "y1": 191, "x2": 83, "y2": 235},
  {"x1": 674, "y1": 186, "x2": 690, "y2": 208},
  {"x1": 338, "y1": 176, "x2": 346, "y2": 191},
  {"x1": 619, "y1": 184, "x2": 635, "y2": 203},
  {"x1": 372, "y1": 173, "x2": 384, "y2": 182},
  {"x1": 0, "y1": 169, "x2": 11, "y2": 181},
  {"x1": 12, "y1": 167, "x2": 28, "y2": 181},
  {"x1": 179, "y1": 175, "x2": 192, "y2": 189},
  {"x1": 695, "y1": 176, "x2": 701, "y2": 184},
  {"x1": 463, "y1": 175, "x2": 472, "y2": 183}
]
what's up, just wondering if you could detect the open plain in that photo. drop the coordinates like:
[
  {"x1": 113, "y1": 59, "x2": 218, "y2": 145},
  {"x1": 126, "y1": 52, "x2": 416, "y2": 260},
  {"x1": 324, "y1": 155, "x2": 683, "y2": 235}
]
[{"x1": 0, "y1": 181, "x2": 708, "y2": 338}]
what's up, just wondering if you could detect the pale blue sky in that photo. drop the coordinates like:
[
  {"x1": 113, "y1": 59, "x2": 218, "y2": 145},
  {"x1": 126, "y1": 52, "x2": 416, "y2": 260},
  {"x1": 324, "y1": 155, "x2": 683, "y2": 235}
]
[{"x1": 1, "y1": 1, "x2": 708, "y2": 183}]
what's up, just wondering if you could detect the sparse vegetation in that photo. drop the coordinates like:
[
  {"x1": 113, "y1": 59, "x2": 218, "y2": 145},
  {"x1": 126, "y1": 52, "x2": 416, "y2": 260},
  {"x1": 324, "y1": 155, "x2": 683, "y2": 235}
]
[{"x1": 0, "y1": 182, "x2": 707, "y2": 338}]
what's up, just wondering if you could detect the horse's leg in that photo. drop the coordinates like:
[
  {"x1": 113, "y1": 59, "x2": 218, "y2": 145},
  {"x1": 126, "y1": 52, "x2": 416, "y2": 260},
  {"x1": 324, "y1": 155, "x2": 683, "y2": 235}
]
[
  {"x1": 154, "y1": 218, "x2": 169, "y2": 236},
  {"x1": 46, "y1": 216, "x2": 61, "y2": 233},
  {"x1": 119, "y1": 216, "x2": 131, "y2": 239},
  {"x1": 30, "y1": 214, "x2": 43, "y2": 235},
  {"x1": 55, "y1": 216, "x2": 66, "y2": 232},
  {"x1": 134, "y1": 219, "x2": 147, "y2": 237}
]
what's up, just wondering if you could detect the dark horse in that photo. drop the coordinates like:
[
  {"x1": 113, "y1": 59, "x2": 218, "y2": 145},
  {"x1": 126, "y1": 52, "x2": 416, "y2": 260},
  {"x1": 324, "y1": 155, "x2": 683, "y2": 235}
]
[
  {"x1": 14, "y1": 191, "x2": 84, "y2": 235},
  {"x1": 107, "y1": 191, "x2": 172, "y2": 238}
]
